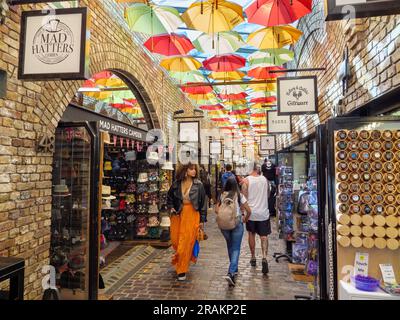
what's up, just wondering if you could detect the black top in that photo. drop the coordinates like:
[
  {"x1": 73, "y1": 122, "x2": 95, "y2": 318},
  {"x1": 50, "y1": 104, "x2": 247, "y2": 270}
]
[{"x1": 261, "y1": 163, "x2": 276, "y2": 182}]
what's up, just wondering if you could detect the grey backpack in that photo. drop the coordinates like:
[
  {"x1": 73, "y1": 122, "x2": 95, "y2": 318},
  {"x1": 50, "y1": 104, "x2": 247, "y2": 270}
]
[{"x1": 217, "y1": 192, "x2": 239, "y2": 230}]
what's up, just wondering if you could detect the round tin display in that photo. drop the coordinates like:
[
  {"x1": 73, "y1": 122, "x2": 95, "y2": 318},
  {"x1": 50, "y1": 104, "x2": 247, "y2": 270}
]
[
  {"x1": 338, "y1": 204, "x2": 349, "y2": 213},
  {"x1": 385, "y1": 194, "x2": 396, "y2": 204},
  {"x1": 348, "y1": 151, "x2": 359, "y2": 161},
  {"x1": 336, "y1": 162, "x2": 348, "y2": 171},
  {"x1": 336, "y1": 151, "x2": 347, "y2": 161},
  {"x1": 350, "y1": 194, "x2": 360, "y2": 203},
  {"x1": 371, "y1": 130, "x2": 381, "y2": 140},
  {"x1": 371, "y1": 141, "x2": 382, "y2": 150},
  {"x1": 336, "y1": 130, "x2": 347, "y2": 140},
  {"x1": 384, "y1": 184, "x2": 396, "y2": 193},
  {"x1": 359, "y1": 130, "x2": 370, "y2": 140},
  {"x1": 337, "y1": 172, "x2": 348, "y2": 182},
  {"x1": 349, "y1": 183, "x2": 360, "y2": 193},
  {"x1": 348, "y1": 130, "x2": 358, "y2": 140},
  {"x1": 359, "y1": 141, "x2": 370, "y2": 150},
  {"x1": 338, "y1": 182, "x2": 349, "y2": 192},
  {"x1": 360, "y1": 183, "x2": 372, "y2": 193},
  {"x1": 372, "y1": 183, "x2": 383, "y2": 193},
  {"x1": 372, "y1": 194, "x2": 384, "y2": 204},
  {"x1": 395, "y1": 131, "x2": 400, "y2": 139},
  {"x1": 383, "y1": 162, "x2": 395, "y2": 172},
  {"x1": 382, "y1": 130, "x2": 393, "y2": 140},
  {"x1": 383, "y1": 151, "x2": 394, "y2": 161},
  {"x1": 373, "y1": 204, "x2": 384, "y2": 215},
  {"x1": 349, "y1": 204, "x2": 361, "y2": 214},
  {"x1": 361, "y1": 193, "x2": 372, "y2": 204},
  {"x1": 349, "y1": 162, "x2": 359, "y2": 172},
  {"x1": 362, "y1": 173, "x2": 371, "y2": 182},
  {"x1": 372, "y1": 151, "x2": 382, "y2": 160},
  {"x1": 383, "y1": 141, "x2": 393, "y2": 150},
  {"x1": 336, "y1": 141, "x2": 347, "y2": 150},
  {"x1": 360, "y1": 152, "x2": 370, "y2": 161},
  {"x1": 386, "y1": 205, "x2": 397, "y2": 216},
  {"x1": 372, "y1": 161, "x2": 383, "y2": 171},
  {"x1": 359, "y1": 162, "x2": 371, "y2": 172},
  {"x1": 350, "y1": 173, "x2": 360, "y2": 182},
  {"x1": 372, "y1": 172, "x2": 383, "y2": 182}
]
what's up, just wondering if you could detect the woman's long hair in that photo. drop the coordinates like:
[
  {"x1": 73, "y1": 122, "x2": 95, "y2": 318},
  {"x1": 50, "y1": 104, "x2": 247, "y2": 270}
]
[
  {"x1": 175, "y1": 162, "x2": 199, "y2": 182},
  {"x1": 221, "y1": 176, "x2": 241, "y2": 206}
]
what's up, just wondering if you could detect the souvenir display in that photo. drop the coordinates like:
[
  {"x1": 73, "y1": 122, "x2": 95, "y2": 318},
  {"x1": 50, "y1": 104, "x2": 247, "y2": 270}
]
[{"x1": 277, "y1": 166, "x2": 294, "y2": 241}]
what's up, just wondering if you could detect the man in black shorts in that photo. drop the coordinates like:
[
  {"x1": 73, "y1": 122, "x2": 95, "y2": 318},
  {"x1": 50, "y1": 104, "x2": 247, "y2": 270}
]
[{"x1": 241, "y1": 163, "x2": 271, "y2": 274}]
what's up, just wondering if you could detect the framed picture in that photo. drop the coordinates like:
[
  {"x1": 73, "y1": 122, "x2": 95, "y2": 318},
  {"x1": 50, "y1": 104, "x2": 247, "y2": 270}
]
[
  {"x1": 325, "y1": 0, "x2": 400, "y2": 21},
  {"x1": 178, "y1": 121, "x2": 200, "y2": 143},
  {"x1": 178, "y1": 142, "x2": 199, "y2": 164},
  {"x1": 277, "y1": 76, "x2": 318, "y2": 115},
  {"x1": 18, "y1": 7, "x2": 89, "y2": 80},
  {"x1": 267, "y1": 111, "x2": 292, "y2": 134},
  {"x1": 223, "y1": 149, "x2": 233, "y2": 160},
  {"x1": 260, "y1": 135, "x2": 276, "y2": 151},
  {"x1": 209, "y1": 141, "x2": 222, "y2": 155}
]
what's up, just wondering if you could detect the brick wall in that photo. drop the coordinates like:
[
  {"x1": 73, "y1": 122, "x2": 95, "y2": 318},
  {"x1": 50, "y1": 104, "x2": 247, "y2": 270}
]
[
  {"x1": 276, "y1": 1, "x2": 400, "y2": 150},
  {"x1": 0, "y1": 1, "x2": 205, "y2": 300}
]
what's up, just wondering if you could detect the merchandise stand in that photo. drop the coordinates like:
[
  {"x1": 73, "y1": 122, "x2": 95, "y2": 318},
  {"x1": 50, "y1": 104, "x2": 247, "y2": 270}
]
[{"x1": 317, "y1": 117, "x2": 400, "y2": 300}]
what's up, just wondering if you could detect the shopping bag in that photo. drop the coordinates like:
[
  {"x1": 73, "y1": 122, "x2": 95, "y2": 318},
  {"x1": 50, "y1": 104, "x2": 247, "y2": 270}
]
[{"x1": 192, "y1": 240, "x2": 200, "y2": 258}]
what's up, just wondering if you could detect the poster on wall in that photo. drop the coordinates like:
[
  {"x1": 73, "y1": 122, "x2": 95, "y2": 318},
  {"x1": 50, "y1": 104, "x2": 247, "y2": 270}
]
[
  {"x1": 277, "y1": 76, "x2": 318, "y2": 115},
  {"x1": 267, "y1": 111, "x2": 292, "y2": 134},
  {"x1": 18, "y1": 7, "x2": 90, "y2": 80},
  {"x1": 178, "y1": 121, "x2": 200, "y2": 143},
  {"x1": 223, "y1": 149, "x2": 232, "y2": 160},
  {"x1": 260, "y1": 135, "x2": 276, "y2": 151},
  {"x1": 209, "y1": 141, "x2": 222, "y2": 155},
  {"x1": 325, "y1": 0, "x2": 400, "y2": 21}
]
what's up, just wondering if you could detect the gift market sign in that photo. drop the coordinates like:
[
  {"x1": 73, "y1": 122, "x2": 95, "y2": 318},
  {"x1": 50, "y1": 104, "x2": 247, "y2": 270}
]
[
  {"x1": 277, "y1": 76, "x2": 318, "y2": 115},
  {"x1": 18, "y1": 7, "x2": 90, "y2": 80}
]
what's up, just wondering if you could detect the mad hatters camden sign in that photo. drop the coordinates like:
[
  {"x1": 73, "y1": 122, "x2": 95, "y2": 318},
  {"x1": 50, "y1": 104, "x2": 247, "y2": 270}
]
[
  {"x1": 277, "y1": 76, "x2": 318, "y2": 116},
  {"x1": 325, "y1": 0, "x2": 400, "y2": 21},
  {"x1": 18, "y1": 8, "x2": 89, "y2": 80}
]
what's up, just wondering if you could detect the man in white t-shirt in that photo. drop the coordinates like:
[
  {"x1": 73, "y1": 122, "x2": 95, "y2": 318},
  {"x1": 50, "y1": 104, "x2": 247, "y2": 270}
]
[{"x1": 241, "y1": 163, "x2": 271, "y2": 274}]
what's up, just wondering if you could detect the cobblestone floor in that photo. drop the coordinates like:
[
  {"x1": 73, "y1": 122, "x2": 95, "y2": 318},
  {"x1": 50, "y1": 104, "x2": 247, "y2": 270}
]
[{"x1": 112, "y1": 212, "x2": 309, "y2": 300}]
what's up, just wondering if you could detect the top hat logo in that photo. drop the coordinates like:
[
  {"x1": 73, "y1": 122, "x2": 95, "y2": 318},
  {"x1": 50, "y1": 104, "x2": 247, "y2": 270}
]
[{"x1": 32, "y1": 18, "x2": 74, "y2": 65}]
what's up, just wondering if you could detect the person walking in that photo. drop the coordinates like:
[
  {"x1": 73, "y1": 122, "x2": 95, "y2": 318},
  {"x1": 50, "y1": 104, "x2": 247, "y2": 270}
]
[
  {"x1": 199, "y1": 164, "x2": 212, "y2": 208},
  {"x1": 167, "y1": 163, "x2": 207, "y2": 281},
  {"x1": 221, "y1": 164, "x2": 235, "y2": 188},
  {"x1": 215, "y1": 177, "x2": 252, "y2": 287},
  {"x1": 241, "y1": 163, "x2": 271, "y2": 274}
]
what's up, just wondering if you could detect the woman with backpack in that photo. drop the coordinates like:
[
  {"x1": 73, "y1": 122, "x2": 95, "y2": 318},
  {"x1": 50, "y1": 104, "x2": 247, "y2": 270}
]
[{"x1": 215, "y1": 177, "x2": 252, "y2": 286}]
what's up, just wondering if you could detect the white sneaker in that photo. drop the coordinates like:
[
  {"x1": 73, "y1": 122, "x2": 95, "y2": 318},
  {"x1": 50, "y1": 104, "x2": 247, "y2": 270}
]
[{"x1": 177, "y1": 273, "x2": 186, "y2": 281}]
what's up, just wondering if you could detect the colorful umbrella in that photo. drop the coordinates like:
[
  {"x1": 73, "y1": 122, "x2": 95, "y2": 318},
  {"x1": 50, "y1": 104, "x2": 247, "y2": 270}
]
[
  {"x1": 208, "y1": 110, "x2": 229, "y2": 116},
  {"x1": 229, "y1": 108, "x2": 250, "y2": 115},
  {"x1": 193, "y1": 31, "x2": 245, "y2": 55},
  {"x1": 160, "y1": 56, "x2": 202, "y2": 72},
  {"x1": 91, "y1": 71, "x2": 113, "y2": 80},
  {"x1": 251, "y1": 112, "x2": 267, "y2": 118},
  {"x1": 95, "y1": 78, "x2": 125, "y2": 88},
  {"x1": 246, "y1": 0, "x2": 312, "y2": 27},
  {"x1": 209, "y1": 71, "x2": 246, "y2": 81},
  {"x1": 247, "y1": 25, "x2": 303, "y2": 49},
  {"x1": 248, "y1": 66, "x2": 285, "y2": 79},
  {"x1": 144, "y1": 33, "x2": 195, "y2": 56},
  {"x1": 218, "y1": 92, "x2": 248, "y2": 100},
  {"x1": 250, "y1": 96, "x2": 277, "y2": 104},
  {"x1": 199, "y1": 104, "x2": 226, "y2": 111},
  {"x1": 203, "y1": 54, "x2": 246, "y2": 72},
  {"x1": 181, "y1": 84, "x2": 214, "y2": 94},
  {"x1": 182, "y1": 0, "x2": 244, "y2": 34},
  {"x1": 248, "y1": 48, "x2": 294, "y2": 67},
  {"x1": 169, "y1": 71, "x2": 206, "y2": 83},
  {"x1": 124, "y1": 3, "x2": 182, "y2": 35},
  {"x1": 248, "y1": 82, "x2": 277, "y2": 92}
]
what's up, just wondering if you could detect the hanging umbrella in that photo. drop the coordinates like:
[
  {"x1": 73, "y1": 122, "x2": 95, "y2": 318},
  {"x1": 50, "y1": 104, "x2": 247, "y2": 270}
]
[
  {"x1": 194, "y1": 31, "x2": 245, "y2": 55},
  {"x1": 203, "y1": 54, "x2": 246, "y2": 72},
  {"x1": 182, "y1": 0, "x2": 244, "y2": 34},
  {"x1": 91, "y1": 71, "x2": 113, "y2": 80},
  {"x1": 248, "y1": 82, "x2": 277, "y2": 92},
  {"x1": 217, "y1": 84, "x2": 246, "y2": 95},
  {"x1": 181, "y1": 84, "x2": 214, "y2": 94},
  {"x1": 124, "y1": 3, "x2": 183, "y2": 35},
  {"x1": 250, "y1": 102, "x2": 276, "y2": 110},
  {"x1": 169, "y1": 70, "x2": 206, "y2": 83},
  {"x1": 144, "y1": 33, "x2": 195, "y2": 56},
  {"x1": 251, "y1": 112, "x2": 267, "y2": 118},
  {"x1": 209, "y1": 71, "x2": 246, "y2": 81},
  {"x1": 229, "y1": 108, "x2": 250, "y2": 115},
  {"x1": 249, "y1": 90, "x2": 275, "y2": 99},
  {"x1": 95, "y1": 78, "x2": 125, "y2": 88},
  {"x1": 248, "y1": 66, "x2": 285, "y2": 79},
  {"x1": 247, "y1": 25, "x2": 302, "y2": 49},
  {"x1": 208, "y1": 110, "x2": 229, "y2": 117},
  {"x1": 246, "y1": 0, "x2": 312, "y2": 27},
  {"x1": 199, "y1": 104, "x2": 226, "y2": 111},
  {"x1": 250, "y1": 96, "x2": 277, "y2": 104},
  {"x1": 82, "y1": 79, "x2": 96, "y2": 88},
  {"x1": 218, "y1": 92, "x2": 248, "y2": 100},
  {"x1": 83, "y1": 91, "x2": 112, "y2": 100},
  {"x1": 160, "y1": 56, "x2": 202, "y2": 72},
  {"x1": 248, "y1": 48, "x2": 294, "y2": 67}
]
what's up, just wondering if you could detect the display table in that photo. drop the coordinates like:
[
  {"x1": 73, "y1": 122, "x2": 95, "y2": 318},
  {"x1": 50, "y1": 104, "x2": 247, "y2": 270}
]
[
  {"x1": 339, "y1": 280, "x2": 400, "y2": 300},
  {"x1": 0, "y1": 257, "x2": 25, "y2": 300}
]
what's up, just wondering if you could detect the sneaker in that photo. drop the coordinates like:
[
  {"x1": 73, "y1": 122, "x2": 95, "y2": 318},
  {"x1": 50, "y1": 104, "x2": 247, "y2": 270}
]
[
  {"x1": 224, "y1": 274, "x2": 235, "y2": 287},
  {"x1": 262, "y1": 259, "x2": 269, "y2": 274},
  {"x1": 250, "y1": 258, "x2": 256, "y2": 267},
  {"x1": 177, "y1": 273, "x2": 186, "y2": 281}
]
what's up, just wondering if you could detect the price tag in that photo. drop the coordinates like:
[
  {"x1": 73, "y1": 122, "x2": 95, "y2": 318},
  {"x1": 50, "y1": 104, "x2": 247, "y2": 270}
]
[
  {"x1": 354, "y1": 252, "x2": 369, "y2": 276},
  {"x1": 379, "y1": 264, "x2": 397, "y2": 285}
]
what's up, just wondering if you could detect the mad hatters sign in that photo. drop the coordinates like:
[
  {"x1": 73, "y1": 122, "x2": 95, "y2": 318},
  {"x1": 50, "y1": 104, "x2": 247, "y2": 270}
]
[
  {"x1": 277, "y1": 76, "x2": 318, "y2": 115},
  {"x1": 18, "y1": 7, "x2": 89, "y2": 80},
  {"x1": 325, "y1": 0, "x2": 400, "y2": 21},
  {"x1": 267, "y1": 110, "x2": 292, "y2": 134}
]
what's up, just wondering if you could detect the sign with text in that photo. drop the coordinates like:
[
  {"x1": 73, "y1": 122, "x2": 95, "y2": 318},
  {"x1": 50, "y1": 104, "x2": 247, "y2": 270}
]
[
  {"x1": 18, "y1": 8, "x2": 89, "y2": 80},
  {"x1": 99, "y1": 119, "x2": 145, "y2": 141},
  {"x1": 260, "y1": 135, "x2": 276, "y2": 151},
  {"x1": 278, "y1": 76, "x2": 318, "y2": 115},
  {"x1": 210, "y1": 141, "x2": 222, "y2": 155},
  {"x1": 325, "y1": 0, "x2": 400, "y2": 21},
  {"x1": 223, "y1": 149, "x2": 232, "y2": 160},
  {"x1": 379, "y1": 264, "x2": 397, "y2": 285},
  {"x1": 354, "y1": 252, "x2": 369, "y2": 276},
  {"x1": 267, "y1": 111, "x2": 292, "y2": 134}
]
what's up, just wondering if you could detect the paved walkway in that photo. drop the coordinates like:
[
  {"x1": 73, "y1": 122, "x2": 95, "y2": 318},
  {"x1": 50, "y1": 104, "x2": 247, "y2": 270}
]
[{"x1": 112, "y1": 212, "x2": 309, "y2": 300}]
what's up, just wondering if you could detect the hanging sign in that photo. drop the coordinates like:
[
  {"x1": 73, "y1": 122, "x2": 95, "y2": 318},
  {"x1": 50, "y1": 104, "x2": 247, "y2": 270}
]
[
  {"x1": 178, "y1": 121, "x2": 200, "y2": 143},
  {"x1": 18, "y1": 7, "x2": 90, "y2": 80},
  {"x1": 277, "y1": 76, "x2": 318, "y2": 115},
  {"x1": 223, "y1": 149, "x2": 232, "y2": 160},
  {"x1": 325, "y1": 0, "x2": 400, "y2": 21},
  {"x1": 260, "y1": 135, "x2": 276, "y2": 151},
  {"x1": 209, "y1": 141, "x2": 222, "y2": 155},
  {"x1": 267, "y1": 111, "x2": 292, "y2": 134}
]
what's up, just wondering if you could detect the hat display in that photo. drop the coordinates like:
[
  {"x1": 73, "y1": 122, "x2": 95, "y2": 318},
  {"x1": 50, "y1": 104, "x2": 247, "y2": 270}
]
[
  {"x1": 162, "y1": 161, "x2": 174, "y2": 171},
  {"x1": 160, "y1": 181, "x2": 170, "y2": 192},
  {"x1": 148, "y1": 202, "x2": 159, "y2": 214},
  {"x1": 137, "y1": 173, "x2": 149, "y2": 183},
  {"x1": 102, "y1": 199, "x2": 112, "y2": 210},
  {"x1": 54, "y1": 180, "x2": 70, "y2": 195},
  {"x1": 104, "y1": 161, "x2": 112, "y2": 171},
  {"x1": 102, "y1": 185, "x2": 116, "y2": 200},
  {"x1": 148, "y1": 171, "x2": 159, "y2": 182},
  {"x1": 103, "y1": 132, "x2": 112, "y2": 144},
  {"x1": 160, "y1": 216, "x2": 171, "y2": 227},
  {"x1": 160, "y1": 229, "x2": 170, "y2": 242},
  {"x1": 149, "y1": 183, "x2": 159, "y2": 193},
  {"x1": 147, "y1": 151, "x2": 159, "y2": 163},
  {"x1": 126, "y1": 194, "x2": 135, "y2": 204},
  {"x1": 147, "y1": 216, "x2": 160, "y2": 227}
]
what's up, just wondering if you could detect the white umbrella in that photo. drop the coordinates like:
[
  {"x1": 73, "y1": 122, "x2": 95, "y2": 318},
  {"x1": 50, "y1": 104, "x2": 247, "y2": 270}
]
[{"x1": 193, "y1": 31, "x2": 245, "y2": 55}]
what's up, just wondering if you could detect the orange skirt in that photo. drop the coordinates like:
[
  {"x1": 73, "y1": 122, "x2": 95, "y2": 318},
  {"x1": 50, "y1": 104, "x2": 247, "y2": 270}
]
[{"x1": 170, "y1": 203, "x2": 200, "y2": 274}]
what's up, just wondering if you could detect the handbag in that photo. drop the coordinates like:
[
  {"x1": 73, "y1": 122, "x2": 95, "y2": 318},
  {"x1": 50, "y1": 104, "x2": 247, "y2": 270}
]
[{"x1": 192, "y1": 240, "x2": 200, "y2": 258}]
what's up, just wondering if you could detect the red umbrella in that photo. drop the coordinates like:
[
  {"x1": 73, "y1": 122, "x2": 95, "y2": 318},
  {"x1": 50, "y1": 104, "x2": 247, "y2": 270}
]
[
  {"x1": 248, "y1": 66, "x2": 285, "y2": 79},
  {"x1": 250, "y1": 96, "x2": 277, "y2": 104},
  {"x1": 218, "y1": 92, "x2": 248, "y2": 100},
  {"x1": 203, "y1": 54, "x2": 246, "y2": 72},
  {"x1": 181, "y1": 84, "x2": 213, "y2": 94},
  {"x1": 199, "y1": 104, "x2": 225, "y2": 111},
  {"x1": 246, "y1": 0, "x2": 312, "y2": 27},
  {"x1": 92, "y1": 71, "x2": 113, "y2": 80},
  {"x1": 82, "y1": 79, "x2": 96, "y2": 88},
  {"x1": 211, "y1": 117, "x2": 230, "y2": 122},
  {"x1": 229, "y1": 109, "x2": 249, "y2": 115},
  {"x1": 251, "y1": 112, "x2": 266, "y2": 118},
  {"x1": 144, "y1": 33, "x2": 194, "y2": 56}
]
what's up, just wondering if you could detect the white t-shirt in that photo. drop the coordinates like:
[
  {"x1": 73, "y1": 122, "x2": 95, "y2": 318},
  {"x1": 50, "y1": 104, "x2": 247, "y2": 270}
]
[{"x1": 246, "y1": 175, "x2": 270, "y2": 221}]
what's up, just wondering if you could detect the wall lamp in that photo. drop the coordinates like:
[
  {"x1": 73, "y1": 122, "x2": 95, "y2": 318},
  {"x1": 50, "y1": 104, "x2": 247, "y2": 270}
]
[{"x1": 173, "y1": 109, "x2": 204, "y2": 120}]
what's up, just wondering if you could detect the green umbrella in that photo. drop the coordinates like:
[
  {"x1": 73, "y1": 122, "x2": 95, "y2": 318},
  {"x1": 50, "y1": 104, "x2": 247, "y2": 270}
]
[
  {"x1": 124, "y1": 3, "x2": 183, "y2": 35},
  {"x1": 168, "y1": 70, "x2": 207, "y2": 83},
  {"x1": 248, "y1": 48, "x2": 294, "y2": 67}
]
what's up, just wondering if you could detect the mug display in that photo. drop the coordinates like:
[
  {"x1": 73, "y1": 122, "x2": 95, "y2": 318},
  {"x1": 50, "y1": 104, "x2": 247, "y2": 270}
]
[{"x1": 334, "y1": 129, "x2": 400, "y2": 249}]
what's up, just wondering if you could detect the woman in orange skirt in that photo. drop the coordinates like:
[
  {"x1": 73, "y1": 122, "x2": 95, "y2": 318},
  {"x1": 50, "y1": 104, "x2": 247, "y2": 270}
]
[{"x1": 167, "y1": 163, "x2": 207, "y2": 281}]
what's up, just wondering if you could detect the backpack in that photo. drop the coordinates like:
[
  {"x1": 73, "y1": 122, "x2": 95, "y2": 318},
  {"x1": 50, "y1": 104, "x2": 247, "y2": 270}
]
[{"x1": 216, "y1": 192, "x2": 239, "y2": 230}]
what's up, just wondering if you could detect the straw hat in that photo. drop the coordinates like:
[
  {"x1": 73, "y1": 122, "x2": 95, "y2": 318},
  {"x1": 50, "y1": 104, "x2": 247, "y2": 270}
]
[
  {"x1": 102, "y1": 185, "x2": 116, "y2": 200},
  {"x1": 162, "y1": 161, "x2": 174, "y2": 171},
  {"x1": 103, "y1": 132, "x2": 112, "y2": 144},
  {"x1": 147, "y1": 151, "x2": 159, "y2": 163},
  {"x1": 160, "y1": 216, "x2": 171, "y2": 227}
]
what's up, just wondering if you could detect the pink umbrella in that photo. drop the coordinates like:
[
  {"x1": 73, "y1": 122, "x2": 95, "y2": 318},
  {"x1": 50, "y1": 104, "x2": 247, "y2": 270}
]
[{"x1": 203, "y1": 54, "x2": 246, "y2": 72}]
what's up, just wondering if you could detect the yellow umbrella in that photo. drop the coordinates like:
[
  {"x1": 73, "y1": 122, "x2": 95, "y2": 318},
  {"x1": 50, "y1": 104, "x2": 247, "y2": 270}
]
[
  {"x1": 247, "y1": 25, "x2": 303, "y2": 50},
  {"x1": 223, "y1": 99, "x2": 247, "y2": 106},
  {"x1": 250, "y1": 103, "x2": 276, "y2": 110},
  {"x1": 160, "y1": 56, "x2": 202, "y2": 72},
  {"x1": 95, "y1": 78, "x2": 125, "y2": 88},
  {"x1": 83, "y1": 91, "x2": 113, "y2": 100},
  {"x1": 208, "y1": 110, "x2": 229, "y2": 116},
  {"x1": 209, "y1": 71, "x2": 246, "y2": 81},
  {"x1": 182, "y1": 0, "x2": 244, "y2": 34},
  {"x1": 248, "y1": 82, "x2": 277, "y2": 92}
]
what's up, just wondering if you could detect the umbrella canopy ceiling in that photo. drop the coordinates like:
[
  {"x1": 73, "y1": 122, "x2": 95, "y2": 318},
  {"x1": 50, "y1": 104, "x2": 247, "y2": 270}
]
[{"x1": 144, "y1": 33, "x2": 195, "y2": 56}]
